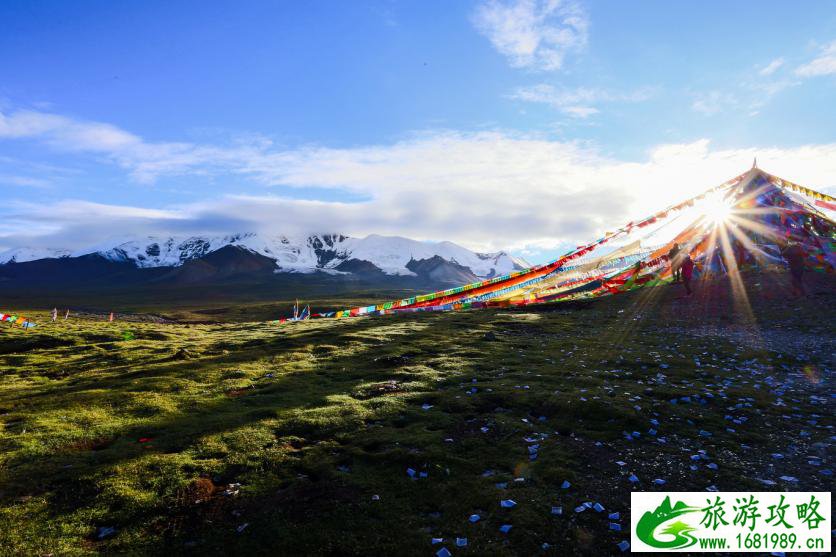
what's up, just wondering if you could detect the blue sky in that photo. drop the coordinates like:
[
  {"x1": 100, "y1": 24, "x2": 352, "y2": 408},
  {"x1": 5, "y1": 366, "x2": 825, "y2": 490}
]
[{"x1": 1, "y1": 0, "x2": 835, "y2": 261}]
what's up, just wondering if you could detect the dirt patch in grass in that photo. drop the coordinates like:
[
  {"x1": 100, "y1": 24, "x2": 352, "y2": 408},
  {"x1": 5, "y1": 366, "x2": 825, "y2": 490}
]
[
  {"x1": 178, "y1": 478, "x2": 219, "y2": 507},
  {"x1": 224, "y1": 386, "x2": 254, "y2": 398},
  {"x1": 64, "y1": 436, "x2": 117, "y2": 452},
  {"x1": 355, "y1": 380, "x2": 405, "y2": 399}
]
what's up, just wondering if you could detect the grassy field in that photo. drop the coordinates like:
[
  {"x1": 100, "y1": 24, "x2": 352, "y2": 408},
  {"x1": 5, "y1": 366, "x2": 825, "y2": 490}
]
[
  {"x1": 1, "y1": 289, "x2": 428, "y2": 324},
  {"x1": 1, "y1": 270, "x2": 833, "y2": 555}
]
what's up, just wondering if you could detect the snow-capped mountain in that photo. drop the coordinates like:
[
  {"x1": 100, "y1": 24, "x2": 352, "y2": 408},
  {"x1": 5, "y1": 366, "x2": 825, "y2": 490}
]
[
  {"x1": 0, "y1": 233, "x2": 529, "y2": 278},
  {"x1": 0, "y1": 247, "x2": 71, "y2": 264}
]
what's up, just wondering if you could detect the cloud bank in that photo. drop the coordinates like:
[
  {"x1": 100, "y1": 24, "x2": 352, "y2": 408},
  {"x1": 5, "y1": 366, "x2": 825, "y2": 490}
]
[{"x1": 3, "y1": 107, "x2": 836, "y2": 258}]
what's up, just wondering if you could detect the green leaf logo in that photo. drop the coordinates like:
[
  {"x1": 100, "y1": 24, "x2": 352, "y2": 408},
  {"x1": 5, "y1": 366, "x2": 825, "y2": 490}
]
[{"x1": 636, "y1": 496, "x2": 700, "y2": 549}]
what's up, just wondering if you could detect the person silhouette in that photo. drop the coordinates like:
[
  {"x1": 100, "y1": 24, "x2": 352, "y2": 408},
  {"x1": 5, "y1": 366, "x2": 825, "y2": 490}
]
[
  {"x1": 680, "y1": 252, "x2": 695, "y2": 296},
  {"x1": 667, "y1": 243, "x2": 681, "y2": 282}
]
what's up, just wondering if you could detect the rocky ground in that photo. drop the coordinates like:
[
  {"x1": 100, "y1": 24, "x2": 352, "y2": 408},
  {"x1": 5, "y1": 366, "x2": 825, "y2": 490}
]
[{"x1": 0, "y1": 269, "x2": 833, "y2": 555}]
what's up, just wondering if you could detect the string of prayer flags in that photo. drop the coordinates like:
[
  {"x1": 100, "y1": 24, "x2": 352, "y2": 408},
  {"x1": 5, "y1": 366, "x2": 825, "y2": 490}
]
[
  {"x1": 274, "y1": 167, "x2": 834, "y2": 323},
  {"x1": 814, "y1": 200, "x2": 836, "y2": 212},
  {"x1": 1, "y1": 312, "x2": 37, "y2": 329}
]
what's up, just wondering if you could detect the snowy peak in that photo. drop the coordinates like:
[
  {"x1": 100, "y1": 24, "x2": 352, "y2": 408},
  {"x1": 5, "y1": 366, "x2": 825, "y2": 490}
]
[
  {"x1": 474, "y1": 250, "x2": 530, "y2": 273},
  {"x1": 0, "y1": 233, "x2": 527, "y2": 279},
  {"x1": 100, "y1": 234, "x2": 250, "y2": 267},
  {"x1": 0, "y1": 247, "x2": 71, "y2": 264}
]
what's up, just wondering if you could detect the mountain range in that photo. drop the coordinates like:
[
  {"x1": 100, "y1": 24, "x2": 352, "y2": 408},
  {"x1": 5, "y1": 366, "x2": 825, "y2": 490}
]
[{"x1": 0, "y1": 233, "x2": 528, "y2": 303}]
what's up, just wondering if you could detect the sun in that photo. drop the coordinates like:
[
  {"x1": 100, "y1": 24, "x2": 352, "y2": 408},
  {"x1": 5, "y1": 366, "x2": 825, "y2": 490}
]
[{"x1": 701, "y1": 192, "x2": 733, "y2": 224}]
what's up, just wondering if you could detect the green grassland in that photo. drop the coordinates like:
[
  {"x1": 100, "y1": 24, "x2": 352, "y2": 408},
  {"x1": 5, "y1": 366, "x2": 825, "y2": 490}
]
[{"x1": 1, "y1": 270, "x2": 833, "y2": 555}]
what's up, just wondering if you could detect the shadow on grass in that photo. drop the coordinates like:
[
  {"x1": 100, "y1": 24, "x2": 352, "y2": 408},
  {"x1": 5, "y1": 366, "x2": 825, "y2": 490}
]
[{"x1": 1, "y1": 312, "x2": 483, "y2": 537}]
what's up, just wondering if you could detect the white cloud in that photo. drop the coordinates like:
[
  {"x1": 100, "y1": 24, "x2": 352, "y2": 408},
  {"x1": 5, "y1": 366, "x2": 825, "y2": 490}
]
[
  {"x1": 745, "y1": 78, "x2": 800, "y2": 115},
  {"x1": 795, "y1": 40, "x2": 836, "y2": 77},
  {"x1": 0, "y1": 109, "x2": 261, "y2": 184},
  {"x1": 510, "y1": 84, "x2": 652, "y2": 117},
  {"x1": 0, "y1": 154, "x2": 80, "y2": 192},
  {"x1": 472, "y1": 0, "x2": 588, "y2": 71},
  {"x1": 758, "y1": 57, "x2": 784, "y2": 76},
  {"x1": 0, "y1": 174, "x2": 50, "y2": 188},
  {"x1": 691, "y1": 91, "x2": 737, "y2": 116},
  {"x1": 692, "y1": 50, "x2": 813, "y2": 117},
  {"x1": 0, "y1": 109, "x2": 140, "y2": 150},
  {"x1": 17, "y1": 200, "x2": 182, "y2": 221},
  {"x1": 562, "y1": 106, "x2": 598, "y2": 118},
  {"x1": 3, "y1": 112, "x2": 836, "y2": 257}
]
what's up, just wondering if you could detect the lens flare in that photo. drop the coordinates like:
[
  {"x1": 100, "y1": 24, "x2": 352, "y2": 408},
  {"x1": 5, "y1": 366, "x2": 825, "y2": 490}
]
[{"x1": 701, "y1": 193, "x2": 733, "y2": 224}]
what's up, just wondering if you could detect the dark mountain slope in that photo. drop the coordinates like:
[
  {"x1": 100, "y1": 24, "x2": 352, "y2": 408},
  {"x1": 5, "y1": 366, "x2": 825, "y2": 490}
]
[
  {"x1": 406, "y1": 255, "x2": 479, "y2": 284},
  {"x1": 0, "y1": 247, "x2": 485, "y2": 309},
  {"x1": 156, "y1": 245, "x2": 278, "y2": 283}
]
